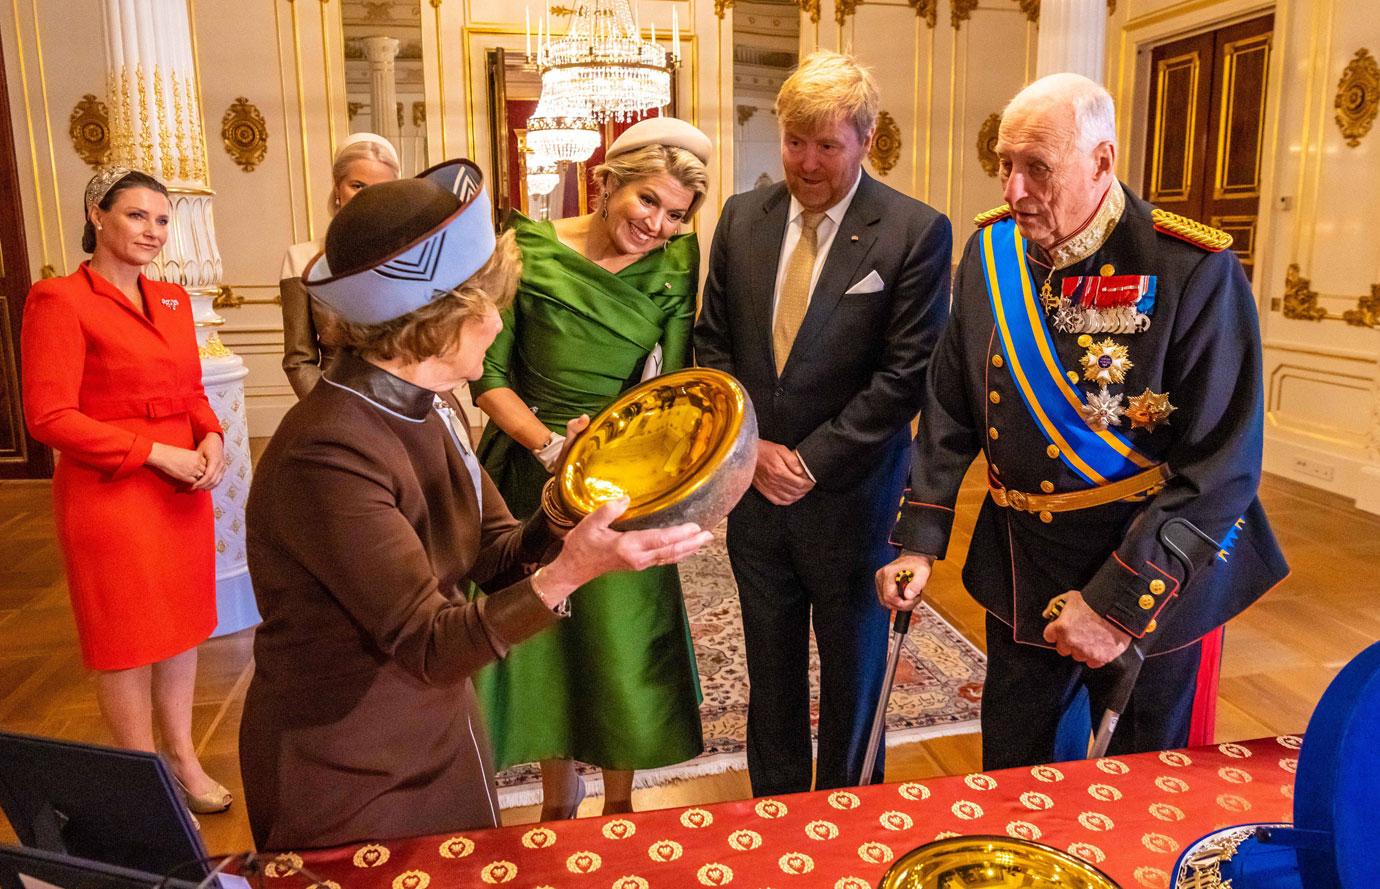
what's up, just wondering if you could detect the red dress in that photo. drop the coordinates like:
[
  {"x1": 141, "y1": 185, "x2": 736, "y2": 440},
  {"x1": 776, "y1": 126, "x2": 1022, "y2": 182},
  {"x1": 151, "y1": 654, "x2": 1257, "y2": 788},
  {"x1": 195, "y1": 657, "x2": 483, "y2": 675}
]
[{"x1": 22, "y1": 263, "x2": 222, "y2": 670}]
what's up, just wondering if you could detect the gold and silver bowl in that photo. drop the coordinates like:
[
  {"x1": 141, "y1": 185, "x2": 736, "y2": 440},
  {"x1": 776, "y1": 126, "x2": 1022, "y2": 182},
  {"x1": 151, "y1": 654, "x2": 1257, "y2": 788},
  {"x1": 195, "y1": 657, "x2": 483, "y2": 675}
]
[
  {"x1": 555, "y1": 368, "x2": 758, "y2": 531},
  {"x1": 879, "y1": 836, "x2": 1122, "y2": 888}
]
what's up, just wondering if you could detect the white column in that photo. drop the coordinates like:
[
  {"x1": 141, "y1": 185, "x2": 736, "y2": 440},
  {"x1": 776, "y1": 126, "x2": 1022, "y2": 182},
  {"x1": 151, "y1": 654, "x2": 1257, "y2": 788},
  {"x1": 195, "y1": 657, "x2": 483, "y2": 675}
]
[
  {"x1": 1035, "y1": 0, "x2": 1108, "y2": 83},
  {"x1": 363, "y1": 36, "x2": 401, "y2": 142},
  {"x1": 100, "y1": 0, "x2": 259, "y2": 636}
]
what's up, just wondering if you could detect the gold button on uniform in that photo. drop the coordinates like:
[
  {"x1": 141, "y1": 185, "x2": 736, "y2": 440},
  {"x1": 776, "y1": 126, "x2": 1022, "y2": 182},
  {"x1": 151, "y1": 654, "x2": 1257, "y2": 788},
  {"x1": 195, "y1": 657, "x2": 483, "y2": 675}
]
[
  {"x1": 1100, "y1": 263, "x2": 1115, "y2": 277},
  {"x1": 1040, "y1": 480, "x2": 1054, "y2": 493},
  {"x1": 988, "y1": 427, "x2": 1000, "y2": 440},
  {"x1": 1066, "y1": 370, "x2": 1080, "y2": 384},
  {"x1": 1046, "y1": 444, "x2": 1060, "y2": 459},
  {"x1": 1138, "y1": 594, "x2": 1155, "y2": 610},
  {"x1": 991, "y1": 354, "x2": 1004, "y2": 368},
  {"x1": 989, "y1": 391, "x2": 1001, "y2": 404},
  {"x1": 1145, "y1": 619, "x2": 1158, "y2": 633},
  {"x1": 1039, "y1": 510, "x2": 1053, "y2": 524},
  {"x1": 1077, "y1": 334, "x2": 1093, "y2": 348},
  {"x1": 1149, "y1": 579, "x2": 1166, "y2": 595}
]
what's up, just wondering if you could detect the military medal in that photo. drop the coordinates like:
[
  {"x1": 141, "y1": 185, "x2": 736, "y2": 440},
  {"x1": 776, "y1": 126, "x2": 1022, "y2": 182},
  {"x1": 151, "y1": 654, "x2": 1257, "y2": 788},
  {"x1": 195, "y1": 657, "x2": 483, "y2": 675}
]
[
  {"x1": 1040, "y1": 270, "x2": 1059, "y2": 311},
  {"x1": 1125, "y1": 388, "x2": 1176, "y2": 431},
  {"x1": 1079, "y1": 386, "x2": 1126, "y2": 431},
  {"x1": 1057, "y1": 275, "x2": 1156, "y2": 334},
  {"x1": 1080, "y1": 338, "x2": 1133, "y2": 385}
]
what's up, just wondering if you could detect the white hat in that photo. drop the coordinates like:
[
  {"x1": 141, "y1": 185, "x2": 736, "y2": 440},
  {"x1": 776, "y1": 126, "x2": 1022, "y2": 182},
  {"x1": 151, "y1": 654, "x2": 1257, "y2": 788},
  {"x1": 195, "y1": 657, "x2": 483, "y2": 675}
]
[
  {"x1": 303, "y1": 159, "x2": 495, "y2": 325},
  {"x1": 606, "y1": 117, "x2": 712, "y2": 165}
]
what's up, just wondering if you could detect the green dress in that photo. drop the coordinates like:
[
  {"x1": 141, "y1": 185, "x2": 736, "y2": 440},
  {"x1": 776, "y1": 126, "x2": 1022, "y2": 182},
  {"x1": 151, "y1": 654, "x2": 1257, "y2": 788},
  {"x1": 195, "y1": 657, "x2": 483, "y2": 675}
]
[{"x1": 471, "y1": 212, "x2": 703, "y2": 771}]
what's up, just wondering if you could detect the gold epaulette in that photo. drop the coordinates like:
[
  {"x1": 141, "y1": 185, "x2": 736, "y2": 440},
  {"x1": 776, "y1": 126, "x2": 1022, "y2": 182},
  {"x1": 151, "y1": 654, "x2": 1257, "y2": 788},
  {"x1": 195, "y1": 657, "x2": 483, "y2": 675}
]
[
  {"x1": 1151, "y1": 209, "x2": 1233, "y2": 252},
  {"x1": 973, "y1": 204, "x2": 1012, "y2": 227}
]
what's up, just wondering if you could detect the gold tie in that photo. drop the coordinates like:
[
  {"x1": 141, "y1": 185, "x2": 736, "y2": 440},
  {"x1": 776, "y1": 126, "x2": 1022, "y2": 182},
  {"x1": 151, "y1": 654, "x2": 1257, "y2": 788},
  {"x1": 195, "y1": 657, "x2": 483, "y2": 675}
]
[{"x1": 773, "y1": 210, "x2": 825, "y2": 375}]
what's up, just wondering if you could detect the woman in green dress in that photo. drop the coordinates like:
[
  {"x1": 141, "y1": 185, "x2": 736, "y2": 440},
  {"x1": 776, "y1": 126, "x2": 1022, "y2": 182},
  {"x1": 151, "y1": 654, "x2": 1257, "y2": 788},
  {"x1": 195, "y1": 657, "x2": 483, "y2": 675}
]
[{"x1": 472, "y1": 118, "x2": 712, "y2": 820}]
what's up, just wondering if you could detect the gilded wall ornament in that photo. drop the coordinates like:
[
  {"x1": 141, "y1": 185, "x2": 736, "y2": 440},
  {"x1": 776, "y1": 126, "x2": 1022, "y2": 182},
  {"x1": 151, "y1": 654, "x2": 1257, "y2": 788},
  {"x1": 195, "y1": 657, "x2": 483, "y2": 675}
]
[
  {"x1": 68, "y1": 94, "x2": 111, "y2": 169},
  {"x1": 222, "y1": 97, "x2": 269, "y2": 172},
  {"x1": 714, "y1": 0, "x2": 734, "y2": 18},
  {"x1": 951, "y1": 0, "x2": 979, "y2": 29},
  {"x1": 978, "y1": 112, "x2": 1001, "y2": 177},
  {"x1": 413, "y1": 101, "x2": 427, "y2": 128},
  {"x1": 1342, "y1": 284, "x2": 1380, "y2": 329},
  {"x1": 348, "y1": 101, "x2": 365, "y2": 121},
  {"x1": 1282, "y1": 263, "x2": 1327, "y2": 321},
  {"x1": 737, "y1": 104, "x2": 758, "y2": 127},
  {"x1": 869, "y1": 110, "x2": 901, "y2": 178},
  {"x1": 835, "y1": 0, "x2": 860, "y2": 27},
  {"x1": 1335, "y1": 48, "x2": 1379, "y2": 148},
  {"x1": 910, "y1": 0, "x2": 937, "y2": 28},
  {"x1": 1017, "y1": 0, "x2": 1039, "y2": 23},
  {"x1": 797, "y1": 0, "x2": 821, "y2": 25}
]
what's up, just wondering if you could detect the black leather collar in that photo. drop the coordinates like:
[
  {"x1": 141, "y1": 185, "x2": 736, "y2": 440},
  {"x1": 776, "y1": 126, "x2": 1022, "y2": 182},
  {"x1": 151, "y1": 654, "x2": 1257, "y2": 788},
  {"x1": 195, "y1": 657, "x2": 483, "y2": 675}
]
[{"x1": 323, "y1": 350, "x2": 435, "y2": 421}]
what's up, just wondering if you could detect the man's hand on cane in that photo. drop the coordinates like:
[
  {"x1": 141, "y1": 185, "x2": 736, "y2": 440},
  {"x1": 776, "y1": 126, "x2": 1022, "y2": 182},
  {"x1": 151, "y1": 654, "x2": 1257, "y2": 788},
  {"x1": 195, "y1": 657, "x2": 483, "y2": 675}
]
[{"x1": 875, "y1": 552, "x2": 933, "y2": 611}]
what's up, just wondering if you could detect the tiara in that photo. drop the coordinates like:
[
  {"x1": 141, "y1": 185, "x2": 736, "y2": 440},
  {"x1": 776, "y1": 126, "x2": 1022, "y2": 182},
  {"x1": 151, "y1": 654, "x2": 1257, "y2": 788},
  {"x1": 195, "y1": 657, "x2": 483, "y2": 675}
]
[{"x1": 84, "y1": 166, "x2": 134, "y2": 212}]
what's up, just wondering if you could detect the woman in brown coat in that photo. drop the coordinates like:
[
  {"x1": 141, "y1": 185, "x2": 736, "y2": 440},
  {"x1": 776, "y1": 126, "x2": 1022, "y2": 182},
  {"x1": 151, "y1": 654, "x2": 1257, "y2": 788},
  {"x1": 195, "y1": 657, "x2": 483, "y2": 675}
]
[{"x1": 240, "y1": 160, "x2": 711, "y2": 850}]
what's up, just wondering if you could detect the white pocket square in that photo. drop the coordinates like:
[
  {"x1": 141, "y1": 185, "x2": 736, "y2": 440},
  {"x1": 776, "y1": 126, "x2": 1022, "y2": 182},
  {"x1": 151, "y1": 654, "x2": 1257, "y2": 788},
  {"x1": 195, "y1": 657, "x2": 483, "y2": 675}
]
[{"x1": 845, "y1": 269, "x2": 885, "y2": 294}]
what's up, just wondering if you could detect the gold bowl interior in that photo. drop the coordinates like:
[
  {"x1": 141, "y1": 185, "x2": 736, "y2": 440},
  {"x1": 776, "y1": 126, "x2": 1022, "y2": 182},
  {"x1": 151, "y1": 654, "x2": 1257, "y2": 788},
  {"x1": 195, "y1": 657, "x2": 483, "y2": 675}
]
[
  {"x1": 558, "y1": 368, "x2": 751, "y2": 527},
  {"x1": 879, "y1": 836, "x2": 1122, "y2": 889}
]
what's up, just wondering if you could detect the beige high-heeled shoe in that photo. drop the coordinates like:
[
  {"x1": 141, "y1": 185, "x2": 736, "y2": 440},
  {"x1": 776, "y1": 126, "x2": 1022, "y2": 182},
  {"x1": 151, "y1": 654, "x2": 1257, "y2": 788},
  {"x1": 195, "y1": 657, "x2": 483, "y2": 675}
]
[{"x1": 173, "y1": 774, "x2": 233, "y2": 814}]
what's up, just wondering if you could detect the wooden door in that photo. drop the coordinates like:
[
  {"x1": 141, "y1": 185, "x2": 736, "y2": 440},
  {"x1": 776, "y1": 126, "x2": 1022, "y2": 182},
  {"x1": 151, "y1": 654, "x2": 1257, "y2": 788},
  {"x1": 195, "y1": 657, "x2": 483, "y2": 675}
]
[
  {"x1": 1143, "y1": 14, "x2": 1273, "y2": 275},
  {"x1": 0, "y1": 37, "x2": 52, "y2": 479}
]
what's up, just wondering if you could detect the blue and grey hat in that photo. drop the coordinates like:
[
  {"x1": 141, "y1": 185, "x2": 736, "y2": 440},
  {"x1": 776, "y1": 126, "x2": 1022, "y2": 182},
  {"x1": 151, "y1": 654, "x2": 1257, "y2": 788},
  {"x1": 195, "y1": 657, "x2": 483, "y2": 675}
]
[{"x1": 303, "y1": 158, "x2": 495, "y2": 324}]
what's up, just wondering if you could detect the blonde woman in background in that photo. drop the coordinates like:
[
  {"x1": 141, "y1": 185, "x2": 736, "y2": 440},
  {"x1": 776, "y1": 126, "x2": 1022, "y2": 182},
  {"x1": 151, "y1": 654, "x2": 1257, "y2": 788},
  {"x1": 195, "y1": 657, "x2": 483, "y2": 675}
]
[{"x1": 279, "y1": 133, "x2": 400, "y2": 398}]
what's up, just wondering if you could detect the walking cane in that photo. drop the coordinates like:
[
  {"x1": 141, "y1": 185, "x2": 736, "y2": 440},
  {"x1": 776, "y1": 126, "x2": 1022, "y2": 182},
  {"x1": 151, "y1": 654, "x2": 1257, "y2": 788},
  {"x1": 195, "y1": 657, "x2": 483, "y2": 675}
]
[
  {"x1": 860, "y1": 569, "x2": 915, "y2": 786},
  {"x1": 1044, "y1": 595, "x2": 1146, "y2": 758}
]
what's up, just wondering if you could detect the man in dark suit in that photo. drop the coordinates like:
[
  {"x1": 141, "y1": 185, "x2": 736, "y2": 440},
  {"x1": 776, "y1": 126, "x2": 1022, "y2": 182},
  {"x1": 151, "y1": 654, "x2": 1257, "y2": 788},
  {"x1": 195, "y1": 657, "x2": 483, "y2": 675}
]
[
  {"x1": 694, "y1": 50, "x2": 952, "y2": 794},
  {"x1": 877, "y1": 73, "x2": 1288, "y2": 769}
]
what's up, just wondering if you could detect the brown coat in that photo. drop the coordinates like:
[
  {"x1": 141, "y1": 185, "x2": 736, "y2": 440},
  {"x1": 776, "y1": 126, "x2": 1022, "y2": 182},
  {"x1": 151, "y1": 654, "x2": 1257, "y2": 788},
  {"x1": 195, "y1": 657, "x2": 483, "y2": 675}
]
[{"x1": 241, "y1": 350, "x2": 560, "y2": 850}]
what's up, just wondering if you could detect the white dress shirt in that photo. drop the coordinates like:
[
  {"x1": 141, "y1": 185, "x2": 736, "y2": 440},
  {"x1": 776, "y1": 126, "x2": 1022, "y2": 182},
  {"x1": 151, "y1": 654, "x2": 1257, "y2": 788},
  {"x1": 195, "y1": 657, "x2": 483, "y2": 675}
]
[{"x1": 770, "y1": 170, "x2": 863, "y2": 326}]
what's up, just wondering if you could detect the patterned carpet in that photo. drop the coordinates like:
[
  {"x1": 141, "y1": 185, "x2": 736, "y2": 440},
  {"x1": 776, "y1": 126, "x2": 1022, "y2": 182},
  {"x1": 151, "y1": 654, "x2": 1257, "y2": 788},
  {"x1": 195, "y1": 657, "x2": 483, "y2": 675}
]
[{"x1": 495, "y1": 527, "x2": 986, "y2": 807}]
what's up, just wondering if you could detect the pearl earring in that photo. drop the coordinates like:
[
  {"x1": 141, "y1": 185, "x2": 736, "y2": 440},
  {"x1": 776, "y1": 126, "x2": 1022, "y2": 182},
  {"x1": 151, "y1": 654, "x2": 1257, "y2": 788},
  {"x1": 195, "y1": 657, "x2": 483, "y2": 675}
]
[{"x1": 95, "y1": 223, "x2": 103, "y2": 231}]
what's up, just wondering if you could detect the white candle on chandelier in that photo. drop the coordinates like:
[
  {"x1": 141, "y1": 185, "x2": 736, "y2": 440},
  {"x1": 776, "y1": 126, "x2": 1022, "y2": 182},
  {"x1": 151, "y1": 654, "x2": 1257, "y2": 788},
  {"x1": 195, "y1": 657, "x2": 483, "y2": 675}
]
[
  {"x1": 525, "y1": 6, "x2": 531, "y2": 61},
  {"x1": 672, "y1": 7, "x2": 679, "y2": 61}
]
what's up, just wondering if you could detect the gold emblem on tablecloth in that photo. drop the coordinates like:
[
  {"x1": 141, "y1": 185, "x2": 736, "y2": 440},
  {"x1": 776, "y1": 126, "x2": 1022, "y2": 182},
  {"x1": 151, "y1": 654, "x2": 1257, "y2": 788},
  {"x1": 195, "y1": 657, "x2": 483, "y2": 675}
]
[
  {"x1": 264, "y1": 853, "x2": 303, "y2": 877},
  {"x1": 1216, "y1": 793, "x2": 1253, "y2": 814},
  {"x1": 1141, "y1": 832, "x2": 1181, "y2": 855},
  {"x1": 1005, "y1": 820, "x2": 1043, "y2": 841},
  {"x1": 1218, "y1": 765, "x2": 1253, "y2": 784},
  {"x1": 566, "y1": 851, "x2": 602, "y2": 874},
  {"x1": 1078, "y1": 811, "x2": 1115, "y2": 832},
  {"x1": 1155, "y1": 775, "x2": 1191, "y2": 794},
  {"x1": 728, "y1": 829, "x2": 763, "y2": 851},
  {"x1": 1276, "y1": 734, "x2": 1303, "y2": 749},
  {"x1": 1149, "y1": 802, "x2": 1186, "y2": 822},
  {"x1": 963, "y1": 773, "x2": 998, "y2": 791},
  {"x1": 611, "y1": 878, "x2": 649, "y2": 889},
  {"x1": 951, "y1": 800, "x2": 984, "y2": 820},
  {"x1": 897, "y1": 782, "x2": 930, "y2": 801},
  {"x1": 1282, "y1": 784, "x2": 1296, "y2": 799},
  {"x1": 754, "y1": 798, "x2": 788, "y2": 819},
  {"x1": 1030, "y1": 764, "x2": 1065, "y2": 783},
  {"x1": 438, "y1": 836, "x2": 474, "y2": 858},
  {"x1": 479, "y1": 860, "x2": 517, "y2": 884},
  {"x1": 828, "y1": 790, "x2": 862, "y2": 810},
  {"x1": 518, "y1": 827, "x2": 554, "y2": 849},
  {"x1": 305, "y1": 881, "x2": 340, "y2": 889},
  {"x1": 602, "y1": 819, "x2": 636, "y2": 840},
  {"x1": 1080, "y1": 338, "x2": 1133, "y2": 385},
  {"x1": 1019, "y1": 790, "x2": 1054, "y2": 810},
  {"x1": 648, "y1": 839, "x2": 684, "y2": 862},
  {"x1": 805, "y1": 820, "x2": 840, "y2": 841},
  {"x1": 1087, "y1": 783, "x2": 1124, "y2": 802},
  {"x1": 1280, "y1": 757, "x2": 1299, "y2": 773},
  {"x1": 1133, "y1": 865, "x2": 1170, "y2": 889},
  {"x1": 680, "y1": 808, "x2": 714, "y2": 829},
  {"x1": 696, "y1": 862, "x2": 734, "y2": 886},
  {"x1": 391, "y1": 870, "x2": 429, "y2": 889},
  {"x1": 1095, "y1": 757, "x2": 1130, "y2": 775},
  {"x1": 1218, "y1": 742, "x2": 1254, "y2": 758},
  {"x1": 834, "y1": 879, "x2": 871, "y2": 889},
  {"x1": 879, "y1": 810, "x2": 914, "y2": 831},
  {"x1": 934, "y1": 831, "x2": 962, "y2": 840},
  {"x1": 779, "y1": 852, "x2": 816, "y2": 875},
  {"x1": 1125, "y1": 388, "x2": 1176, "y2": 431},
  {"x1": 1159, "y1": 750, "x2": 1193, "y2": 767},
  {"x1": 352, "y1": 845, "x2": 390, "y2": 868},
  {"x1": 858, "y1": 841, "x2": 894, "y2": 864},
  {"x1": 1067, "y1": 841, "x2": 1106, "y2": 864}
]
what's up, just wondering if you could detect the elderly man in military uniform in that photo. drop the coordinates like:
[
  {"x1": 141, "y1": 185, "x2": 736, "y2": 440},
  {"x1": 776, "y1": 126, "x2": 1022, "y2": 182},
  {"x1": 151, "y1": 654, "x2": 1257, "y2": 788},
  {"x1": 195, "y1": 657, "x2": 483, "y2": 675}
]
[{"x1": 877, "y1": 73, "x2": 1289, "y2": 769}]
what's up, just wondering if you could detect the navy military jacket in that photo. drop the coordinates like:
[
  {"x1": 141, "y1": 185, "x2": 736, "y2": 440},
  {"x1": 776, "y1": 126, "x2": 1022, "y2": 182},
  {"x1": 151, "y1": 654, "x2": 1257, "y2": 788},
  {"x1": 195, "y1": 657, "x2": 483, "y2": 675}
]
[{"x1": 891, "y1": 184, "x2": 1289, "y2": 654}]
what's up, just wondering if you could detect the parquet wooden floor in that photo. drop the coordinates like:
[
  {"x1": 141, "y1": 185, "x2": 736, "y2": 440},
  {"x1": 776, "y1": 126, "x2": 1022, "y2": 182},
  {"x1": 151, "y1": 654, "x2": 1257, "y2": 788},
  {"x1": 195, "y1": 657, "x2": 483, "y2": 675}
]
[{"x1": 2, "y1": 463, "x2": 1376, "y2": 857}]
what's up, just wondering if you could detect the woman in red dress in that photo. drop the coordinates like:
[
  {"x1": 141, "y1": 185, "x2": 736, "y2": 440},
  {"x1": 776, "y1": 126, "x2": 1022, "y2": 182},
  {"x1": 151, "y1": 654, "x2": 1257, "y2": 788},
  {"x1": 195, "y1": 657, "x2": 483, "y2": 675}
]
[{"x1": 21, "y1": 168, "x2": 232, "y2": 814}]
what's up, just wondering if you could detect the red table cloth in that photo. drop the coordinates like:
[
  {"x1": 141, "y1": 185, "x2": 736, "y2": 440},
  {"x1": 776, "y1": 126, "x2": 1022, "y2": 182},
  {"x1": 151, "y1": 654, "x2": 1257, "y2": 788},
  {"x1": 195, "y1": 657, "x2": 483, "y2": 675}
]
[{"x1": 276, "y1": 735, "x2": 1299, "y2": 888}]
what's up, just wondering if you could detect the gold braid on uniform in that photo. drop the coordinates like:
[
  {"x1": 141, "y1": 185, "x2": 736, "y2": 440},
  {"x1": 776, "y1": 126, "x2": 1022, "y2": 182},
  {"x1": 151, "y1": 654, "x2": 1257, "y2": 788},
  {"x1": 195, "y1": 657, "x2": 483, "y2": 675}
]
[
  {"x1": 1150, "y1": 209, "x2": 1234, "y2": 252},
  {"x1": 974, "y1": 204, "x2": 1013, "y2": 227}
]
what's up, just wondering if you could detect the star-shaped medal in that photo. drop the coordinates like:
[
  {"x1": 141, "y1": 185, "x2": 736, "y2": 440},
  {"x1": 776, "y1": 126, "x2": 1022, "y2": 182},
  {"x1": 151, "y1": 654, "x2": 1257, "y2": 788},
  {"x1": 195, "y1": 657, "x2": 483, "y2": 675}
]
[
  {"x1": 1080, "y1": 338, "x2": 1133, "y2": 385},
  {"x1": 1125, "y1": 388, "x2": 1176, "y2": 431},
  {"x1": 1079, "y1": 386, "x2": 1126, "y2": 431},
  {"x1": 1052, "y1": 302, "x2": 1083, "y2": 334}
]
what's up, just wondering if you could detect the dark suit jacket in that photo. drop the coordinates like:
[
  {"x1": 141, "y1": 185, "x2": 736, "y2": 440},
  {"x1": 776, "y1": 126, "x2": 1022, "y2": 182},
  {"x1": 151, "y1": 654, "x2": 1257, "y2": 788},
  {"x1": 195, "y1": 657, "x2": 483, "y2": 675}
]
[{"x1": 694, "y1": 173, "x2": 951, "y2": 515}]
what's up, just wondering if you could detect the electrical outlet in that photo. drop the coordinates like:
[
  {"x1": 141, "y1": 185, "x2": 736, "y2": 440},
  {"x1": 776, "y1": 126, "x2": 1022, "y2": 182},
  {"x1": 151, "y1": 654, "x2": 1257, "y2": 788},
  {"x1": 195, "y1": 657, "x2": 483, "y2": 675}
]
[{"x1": 1292, "y1": 456, "x2": 1335, "y2": 482}]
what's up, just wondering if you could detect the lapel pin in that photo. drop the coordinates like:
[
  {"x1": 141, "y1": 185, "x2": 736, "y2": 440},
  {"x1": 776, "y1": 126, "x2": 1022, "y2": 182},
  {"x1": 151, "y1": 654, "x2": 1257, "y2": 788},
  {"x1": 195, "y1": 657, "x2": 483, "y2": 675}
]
[
  {"x1": 161, "y1": 298, "x2": 179, "y2": 311},
  {"x1": 850, "y1": 235, "x2": 860, "y2": 242}
]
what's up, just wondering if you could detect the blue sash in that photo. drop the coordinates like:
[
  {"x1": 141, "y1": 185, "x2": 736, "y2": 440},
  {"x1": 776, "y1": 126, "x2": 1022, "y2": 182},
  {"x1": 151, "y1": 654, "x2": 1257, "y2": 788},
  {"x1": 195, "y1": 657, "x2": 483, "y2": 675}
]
[{"x1": 980, "y1": 218, "x2": 1155, "y2": 486}]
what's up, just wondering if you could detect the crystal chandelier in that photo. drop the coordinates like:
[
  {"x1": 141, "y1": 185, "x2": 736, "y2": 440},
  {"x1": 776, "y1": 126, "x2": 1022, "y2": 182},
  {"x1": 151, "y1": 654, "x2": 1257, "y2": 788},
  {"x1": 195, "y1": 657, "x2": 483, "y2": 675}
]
[
  {"x1": 529, "y1": 0, "x2": 680, "y2": 124},
  {"x1": 526, "y1": 95, "x2": 600, "y2": 164},
  {"x1": 526, "y1": 155, "x2": 561, "y2": 196}
]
